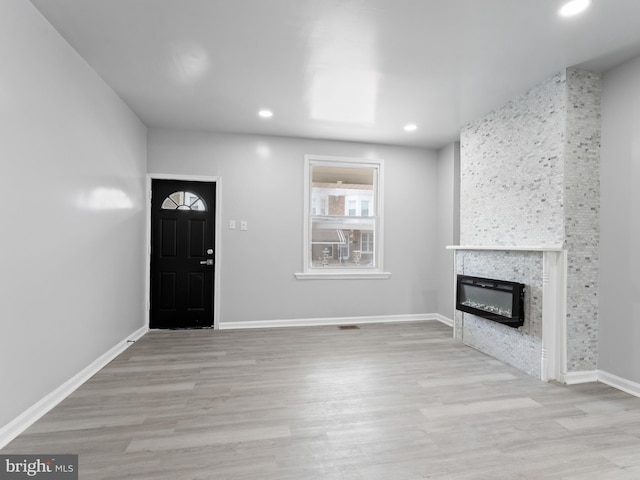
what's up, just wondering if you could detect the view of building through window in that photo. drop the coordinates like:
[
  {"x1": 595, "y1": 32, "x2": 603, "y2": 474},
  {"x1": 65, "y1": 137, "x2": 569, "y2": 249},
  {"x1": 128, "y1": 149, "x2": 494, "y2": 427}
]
[{"x1": 309, "y1": 162, "x2": 378, "y2": 269}]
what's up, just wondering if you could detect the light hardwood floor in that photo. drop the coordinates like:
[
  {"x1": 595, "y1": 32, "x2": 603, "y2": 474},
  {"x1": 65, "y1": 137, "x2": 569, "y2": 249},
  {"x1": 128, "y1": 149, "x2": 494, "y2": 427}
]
[{"x1": 3, "y1": 322, "x2": 640, "y2": 479}]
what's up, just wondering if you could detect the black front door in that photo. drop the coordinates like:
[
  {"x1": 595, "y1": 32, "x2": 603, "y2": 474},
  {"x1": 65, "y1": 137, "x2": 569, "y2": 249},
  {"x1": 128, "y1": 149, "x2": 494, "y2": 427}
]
[{"x1": 150, "y1": 179, "x2": 216, "y2": 329}]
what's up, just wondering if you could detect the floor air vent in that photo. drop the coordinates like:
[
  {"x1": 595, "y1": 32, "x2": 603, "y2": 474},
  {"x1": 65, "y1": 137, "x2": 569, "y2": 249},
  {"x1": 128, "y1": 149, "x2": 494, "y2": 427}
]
[{"x1": 338, "y1": 325, "x2": 360, "y2": 330}]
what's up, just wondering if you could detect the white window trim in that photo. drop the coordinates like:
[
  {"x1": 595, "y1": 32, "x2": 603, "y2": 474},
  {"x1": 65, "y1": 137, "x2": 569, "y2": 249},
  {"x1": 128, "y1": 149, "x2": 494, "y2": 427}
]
[{"x1": 295, "y1": 154, "x2": 391, "y2": 280}]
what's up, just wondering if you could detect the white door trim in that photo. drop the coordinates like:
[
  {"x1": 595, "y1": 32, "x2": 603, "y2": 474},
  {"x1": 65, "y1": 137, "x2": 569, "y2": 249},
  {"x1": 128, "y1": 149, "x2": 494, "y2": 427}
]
[{"x1": 146, "y1": 173, "x2": 222, "y2": 329}]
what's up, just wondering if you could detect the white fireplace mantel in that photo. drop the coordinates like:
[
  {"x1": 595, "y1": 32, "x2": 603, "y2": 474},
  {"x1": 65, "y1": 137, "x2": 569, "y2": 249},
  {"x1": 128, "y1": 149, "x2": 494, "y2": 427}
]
[
  {"x1": 449, "y1": 245, "x2": 568, "y2": 383},
  {"x1": 446, "y1": 245, "x2": 564, "y2": 252}
]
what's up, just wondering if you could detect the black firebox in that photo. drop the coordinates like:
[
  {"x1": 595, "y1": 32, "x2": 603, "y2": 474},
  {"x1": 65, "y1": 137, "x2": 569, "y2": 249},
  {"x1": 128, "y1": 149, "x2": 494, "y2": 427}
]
[{"x1": 456, "y1": 275, "x2": 525, "y2": 328}]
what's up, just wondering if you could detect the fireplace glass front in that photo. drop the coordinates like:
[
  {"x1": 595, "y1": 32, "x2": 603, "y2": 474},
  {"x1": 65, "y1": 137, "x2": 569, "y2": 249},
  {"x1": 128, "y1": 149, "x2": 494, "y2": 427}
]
[{"x1": 456, "y1": 275, "x2": 525, "y2": 328}]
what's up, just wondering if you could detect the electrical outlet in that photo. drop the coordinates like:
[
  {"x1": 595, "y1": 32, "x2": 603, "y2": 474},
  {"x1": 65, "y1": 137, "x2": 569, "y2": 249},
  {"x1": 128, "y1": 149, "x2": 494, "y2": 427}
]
[{"x1": 240, "y1": 220, "x2": 248, "y2": 231}]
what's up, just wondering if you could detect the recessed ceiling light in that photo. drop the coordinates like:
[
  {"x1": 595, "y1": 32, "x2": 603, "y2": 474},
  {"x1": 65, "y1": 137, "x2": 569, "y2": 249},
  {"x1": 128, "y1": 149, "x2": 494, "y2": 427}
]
[
  {"x1": 258, "y1": 109, "x2": 273, "y2": 118},
  {"x1": 558, "y1": 0, "x2": 591, "y2": 17},
  {"x1": 404, "y1": 123, "x2": 418, "y2": 132}
]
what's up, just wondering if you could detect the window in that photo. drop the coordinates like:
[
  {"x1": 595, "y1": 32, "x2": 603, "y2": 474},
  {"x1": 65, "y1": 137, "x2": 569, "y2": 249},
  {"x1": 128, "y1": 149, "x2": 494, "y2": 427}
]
[
  {"x1": 361, "y1": 200, "x2": 369, "y2": 217},
  {"x1": 347, "y1": 200, "x2": 357, "y2": 216},
  {"x1": 161, "y1": 191, "x2": 206, "y2": 211},
  {"x1": 296, "y1": 155, "x2": 390, "y2": 279},
  {"x1": 361, "y1": 231, "x2": 374, "y2": 253}
]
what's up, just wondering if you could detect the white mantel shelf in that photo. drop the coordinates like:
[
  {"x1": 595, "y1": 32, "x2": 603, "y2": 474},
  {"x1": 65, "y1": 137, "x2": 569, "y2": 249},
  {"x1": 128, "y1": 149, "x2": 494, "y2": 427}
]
[{"x1": 446, "y1": 245, "x2": 564, "y2": 252}]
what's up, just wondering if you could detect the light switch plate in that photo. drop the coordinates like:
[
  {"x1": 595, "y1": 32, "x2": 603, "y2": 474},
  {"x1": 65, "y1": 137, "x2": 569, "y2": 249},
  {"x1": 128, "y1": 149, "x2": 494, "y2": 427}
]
[{"x1": 240, "y1": 220, "x2": 248, "y2": 231}]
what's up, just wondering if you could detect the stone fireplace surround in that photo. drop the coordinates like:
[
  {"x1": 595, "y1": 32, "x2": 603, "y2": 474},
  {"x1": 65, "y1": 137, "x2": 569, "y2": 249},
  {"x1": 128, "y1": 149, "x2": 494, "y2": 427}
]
[
  {"x1": 448, "y1": 245, "x2": 566, "y2": 382},
  {"x1": 454, "y1": 68, "x2": 601, "y2": 383}
]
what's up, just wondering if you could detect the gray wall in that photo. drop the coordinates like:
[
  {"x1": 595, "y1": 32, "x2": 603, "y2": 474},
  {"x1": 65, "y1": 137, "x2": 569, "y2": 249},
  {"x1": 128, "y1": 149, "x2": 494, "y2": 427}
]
[
  {"x1": 0, "y1": 2, "x2": 147, "y2": 431},
  {"x1": 436, "y1": 143, "x2": 460, "y2": 320},
  {"x1": 599, "y1": 54, "x2": 640, "y2": 384},
  {"x1": 148, "y1": 129, "x2": 441, "y2": 324}
]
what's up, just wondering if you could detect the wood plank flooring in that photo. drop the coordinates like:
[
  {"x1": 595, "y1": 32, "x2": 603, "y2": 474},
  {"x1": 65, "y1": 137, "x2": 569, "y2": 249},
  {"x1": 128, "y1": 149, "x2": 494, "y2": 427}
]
[{"x1": 4, "y1": 322, "x2": 640, "y2": 479}]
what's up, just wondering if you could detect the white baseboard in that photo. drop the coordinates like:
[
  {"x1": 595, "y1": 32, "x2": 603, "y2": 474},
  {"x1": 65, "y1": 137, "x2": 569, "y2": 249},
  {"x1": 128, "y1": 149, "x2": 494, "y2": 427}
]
[
  {"x1": 219, "y1": 313, "x2": 451, "y2": 330},
  {"x1": 433, "y1": 314, "x2": 454, "y2": 327},
  {"x1": 0, "y1": 325, "x2": 148, "y2": 450},
  {"x1": 563, "y1": 370, "x2": 640, "y2": 400},
  {"x1": 598, "y1": 370, "x2": 640, "y2": 399},
  {"x1": 563, "y1": 370, "x2": 599, "y2": 384}
]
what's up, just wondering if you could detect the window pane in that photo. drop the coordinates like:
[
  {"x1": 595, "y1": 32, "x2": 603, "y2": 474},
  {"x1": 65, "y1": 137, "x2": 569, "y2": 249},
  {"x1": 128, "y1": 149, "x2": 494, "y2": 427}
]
[
  {"x1": 169, "y1": 191, "x2": 184, "y2": 205},
  {"x1": 161, "y1": 197, "x2": 179, "y2": 210},
  {"x1": 361, "y1": 231, "x2": 374, "y2": 253},
  {"x1": 311, "y1": 165, "x2": 374, "y2": 218},
  {"x1": 361, "y1": 200, "x2": 369, "y2": 216},
  {"x1": 311, "y1": 217, "x2": 376, "y2": 268},
  {"x1": 190, "y1": 199, "x2": 206, "y2": 211}
]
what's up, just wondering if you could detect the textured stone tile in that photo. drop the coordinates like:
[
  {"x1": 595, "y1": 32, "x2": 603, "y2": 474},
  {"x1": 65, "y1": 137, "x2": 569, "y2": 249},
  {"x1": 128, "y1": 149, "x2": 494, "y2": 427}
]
[{"x1": 458, "y1": 68, "x2": 601, "y2": 376}]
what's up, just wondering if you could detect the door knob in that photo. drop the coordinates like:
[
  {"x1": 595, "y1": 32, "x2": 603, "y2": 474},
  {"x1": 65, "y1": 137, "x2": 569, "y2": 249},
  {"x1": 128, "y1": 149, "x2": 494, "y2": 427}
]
[{"x1": 199, "y1": 259, "x2": 214, "y2": 265}]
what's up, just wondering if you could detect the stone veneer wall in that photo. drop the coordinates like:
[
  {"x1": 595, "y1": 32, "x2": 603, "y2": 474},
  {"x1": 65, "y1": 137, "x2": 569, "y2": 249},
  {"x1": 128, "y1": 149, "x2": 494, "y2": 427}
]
[
  {"x1": 564, "y1": 69, "x2": 601, "y2": 372},
  {"x1": 458, "y1": 68, "x2": 601, "y2": 376},
  {"x1": 460, "y1": 72, "x2": 566, "y2": 246}
]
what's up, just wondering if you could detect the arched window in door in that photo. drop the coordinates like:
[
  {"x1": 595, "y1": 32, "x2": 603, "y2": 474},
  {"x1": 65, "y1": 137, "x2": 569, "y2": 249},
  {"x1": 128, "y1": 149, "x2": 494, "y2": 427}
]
[{"x1": 160, "y1": 191, "x2": 207, "y2": 211}]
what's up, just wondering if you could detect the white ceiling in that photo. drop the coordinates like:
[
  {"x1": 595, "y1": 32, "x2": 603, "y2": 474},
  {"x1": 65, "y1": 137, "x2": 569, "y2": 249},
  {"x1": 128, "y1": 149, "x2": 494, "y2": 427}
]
[{"x1": 30, "y1": 0, "x2": 640, "y2": 149}]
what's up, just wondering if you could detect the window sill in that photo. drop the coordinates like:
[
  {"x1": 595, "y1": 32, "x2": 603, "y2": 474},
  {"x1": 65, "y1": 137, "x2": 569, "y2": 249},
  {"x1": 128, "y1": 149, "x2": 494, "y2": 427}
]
[{"x1": 294, "y1": 271, "x2": 392, "y2": 280}]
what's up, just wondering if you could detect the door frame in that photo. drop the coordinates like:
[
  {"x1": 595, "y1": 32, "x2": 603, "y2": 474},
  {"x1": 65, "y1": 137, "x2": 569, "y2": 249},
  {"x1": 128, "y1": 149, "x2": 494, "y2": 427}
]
[{"x1": 146, "y1": 173, "x2": 222, "y2": 329}]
